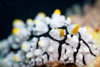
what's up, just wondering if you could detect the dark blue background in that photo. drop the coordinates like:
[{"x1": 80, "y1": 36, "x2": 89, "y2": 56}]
[{"x1": 0, "y1": 0, "x2": 88, "y2": 40}]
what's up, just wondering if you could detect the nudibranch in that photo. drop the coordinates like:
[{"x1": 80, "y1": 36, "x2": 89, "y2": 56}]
[{"x1": 0, "y1": 9, "x2": 100, "y2": 67}]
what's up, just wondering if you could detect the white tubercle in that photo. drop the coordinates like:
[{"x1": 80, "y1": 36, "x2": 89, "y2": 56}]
[
  {"x1": 12, "y1": 28, "x2": 31, "y2": 41},
  {"x1": 50, "y1": 18, "x2": 64, "y2": 28},
  {"x1": 26, "y1": 18, "x2": 34, "y2": 26},
  {"x1": 48, "y1": 46, "x2": 54, "y2": 53},
  {"x1": 34, "y1": 49, "x2": 42, "y2": 56},
  {"x1": 21, "y1": 41, "x2": 31, "y2": 52},
  {"x1": 14, "y1": 52, "x2": 23, "y2": 62},
  {"x1": 45, "y1": 17, "x2": 51, "y2": 24},
  {"x1": 49, "y1": 28, "x2": 65, "y2": 40},
  {"x1": 31, "y1": 37, "x2": 38, "y2": 47},
  {"x1": 26, "y1": 52, "x2": 34, "y2": 58},
  {"x1": 13, "y1": 19, "x2": 25, "y2": 28},
  {"x1": 67, "y1": 24, "x2": 79, "y2": 34},
  {"x1": 38, "y1": 37, "x2": 50, "y2": 48},
  {"x1": 66, "y1": 17, "x2": 71, "y2": 24},
  {"x1": 33, "y1": 20, "x2": 48, "y2": 35},
  {"x1": 35, "y1": 12, "x2": 46, "y2": 21}
]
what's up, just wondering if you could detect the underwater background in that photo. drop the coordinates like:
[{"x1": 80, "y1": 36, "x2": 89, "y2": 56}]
[{"x1": 0, "y1": 0, "x2": 89, "y2": 40}]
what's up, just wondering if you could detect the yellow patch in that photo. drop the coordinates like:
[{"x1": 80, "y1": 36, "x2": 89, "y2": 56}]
[
  {"x1": 85, "y1": 26, "x2": 88, "y2": 30},
  {"x1": 38, "y1": 12, "x2": 46, "y2": 16},
  {"x1": 71, "y1": 24, "x2": 79, "y2": 34},
  {"x1": 27, "y1": 18, "x2": 32, "y2": 22},
  {"x1": 38, "y1": 41, "x2": 40, "y2": 45},
  {"x1": 68, "y1": 17, "x2": 71, "y2": 20},
  {"x1": 13, "y1": 19, "x2": 23, "y2": 25},
  {"x1": 34, "y1": 20, "x2": 37, "y2": 23},
  {"x1": 56, "y1": 28, "x2": 59, "y2": 31},
  {"x1": 94, "y1": 45, "x2": 98, "y2": 48},
  {"x1": 21, "y1": 44, "x2": 24, "y2": 49},
  {"x1": 54, "y1": 9, "x2": 61, "y2": 14},
  {"x1": 12, "y1": 28, "x2": 18, "y2": 35},
  {"x1": 14, "y1": 55, "x2": 17, "y2": 61},
  {"x1": 34, "y1": 52, "x2": 36, "y2": 55},
  {"x1": 60, "y1": 29, "x2": 64, "y2": 37},
  {"x1": 92, "y1": 34, "x2": 95, "y2": 39}
]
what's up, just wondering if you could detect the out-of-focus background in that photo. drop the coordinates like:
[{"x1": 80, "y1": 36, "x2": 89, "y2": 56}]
[
  {"x1": 65, "y1": 0, "x2": 100, "y2": 44},
  {"x1": 0, "y1": 0, "x2": 90, "y2": 40}
]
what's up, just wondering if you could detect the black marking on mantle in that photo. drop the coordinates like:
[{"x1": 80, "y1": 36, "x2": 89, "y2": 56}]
[
  {"x1": 83, "y1": 55, "x2": 86, "y2": 65},
  {"x1": 81, "y1": 39, "x2": 96, "y2": 57},
  {"x1": 73, "y1": 40, "x2": 81, "y2": 62},
  {"x1": 28, "y1": 25, "x2": 96, "y2": 66},
  {"x1": 43, "y1": 52, "x2": 49, "y2": 61},
  {"x1": 73, "y1": 32, "x2": 96, "y2": 64}
]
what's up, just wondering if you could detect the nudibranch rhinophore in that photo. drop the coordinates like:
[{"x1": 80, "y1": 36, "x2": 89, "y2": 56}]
[{"x1": 0, "y1": 9, "x2": 100, "y2": 67}]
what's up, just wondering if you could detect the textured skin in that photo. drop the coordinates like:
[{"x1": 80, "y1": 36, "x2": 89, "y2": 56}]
[
  {"x1": 80, "y1": 54, "x2": 100, "y2": 67},
  {"x1": 34, "y1": 54, "x2": 100, "y2": 67}
]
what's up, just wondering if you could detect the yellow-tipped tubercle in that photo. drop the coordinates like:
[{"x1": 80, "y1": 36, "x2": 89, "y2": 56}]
[
  {"x1": 85, "y1": 26, "x2": 88, "y2": 30},
  {"x1": 12, "y1": 28, "x2": 18, "y2": 35},
  {"x1": 71, "y1": 24, "x2": 79, "y2": 34},
  {"x1": 38, "y1": 41, "x2": 40, "y2": 45},
  {"x1": 68, "y1": 17, "x2": 71, "y2": 20},
  {"x1": 34, "y1": 20, "x2": 37, "y2": 23},
  {"x1": 34, "y1": 51, "x2": 36, "y2": 55},
  {"x1": 27, "y1": 18, "x2": 32, "y2": 22},
  {"x1": 13, "y1": 19, "x2": 23, "y2": 25},
  {"x1": 54, "y1": 9, "x2": 61, "y2": 14},
  {"x1": 94, "y1": 45, "x2": 98, "y2": 48},
  {"x1": 92, "y1": 34, "x2": 95, "y2": 39},
  {"x1": 60, "y1": 29, "x2": 64, "y2": 37},
  {"x1": 38, "y1": 12, "x2": 46, "y2": 16},
  {"x1": 14, "y1": 55, "x2": 17, "y2": 61},
  {"x1": 56, "y1": 28, "x2": 59, "y2": 31},
  {"x1": 21, "y1": 44, "x2": 24, "y2": 49}
]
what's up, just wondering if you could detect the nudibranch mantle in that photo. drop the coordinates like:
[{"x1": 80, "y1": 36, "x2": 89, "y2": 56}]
[{"x1": 0, "y1": 9, "x2": 100, "y2": 67}]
